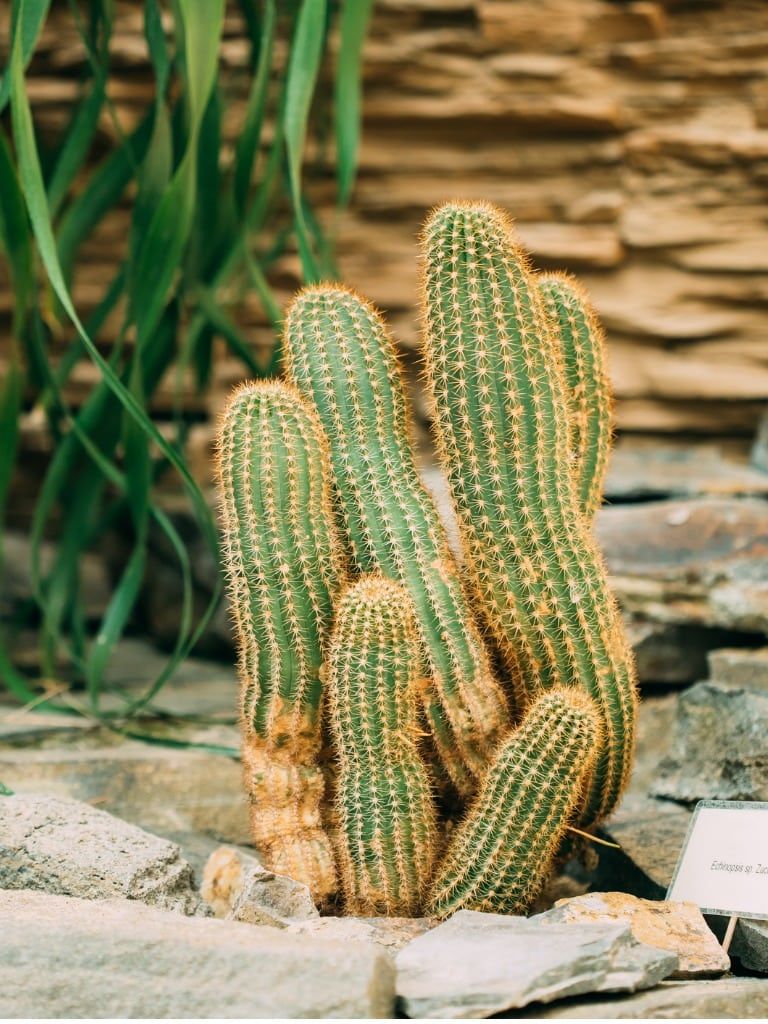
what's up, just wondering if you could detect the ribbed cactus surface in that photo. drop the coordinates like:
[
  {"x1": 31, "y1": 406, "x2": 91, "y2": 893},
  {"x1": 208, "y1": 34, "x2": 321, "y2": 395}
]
[
  {"x1": 284, "y1": 285, "x2": 511, "y2": 797},
  {"x1": 420, "y1": 201, "x2": 637, "y2": 824},
  {"x1": 328, "y1": 576, "x2": 437, "y2": 915},
  {"x1": 428, "y1": 688, "x2": 601, "y2": 917},
  {"x1": 215, "y1": 380, "x2": 344, "y2": 904},
  {"x1": 539, "y1": 272, "x2": 612, "y2": 519}
]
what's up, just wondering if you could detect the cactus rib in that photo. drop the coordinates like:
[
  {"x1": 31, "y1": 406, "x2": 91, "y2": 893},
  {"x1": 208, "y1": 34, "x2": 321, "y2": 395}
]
[
  {"x1": 420, "y1": 201, "x2": 637, "y2": 824},
  {"x1": 428, "y1": 687, "x2": 601, "y2": 917},
  {"x1": 284, "y1": 284, "x2": 511, "y2": 797},
  {"x1": 215, "y1": 380, "x2": 344, "y2": 903},
  {"x1": 328, "y1": 575, "x2": 437, "y2": 915}
]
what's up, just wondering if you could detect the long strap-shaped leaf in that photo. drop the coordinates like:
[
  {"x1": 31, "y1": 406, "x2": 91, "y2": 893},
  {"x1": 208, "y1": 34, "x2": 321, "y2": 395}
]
[
  {"x1": 284, "y1": 0, "x2": 327, "y2": 281},
  {"x1": 9, "y1": 0, "x2": 219, "y2": 546},
  {"x1": 335, "y1": 0, "x2": 374, "y2": 206}
]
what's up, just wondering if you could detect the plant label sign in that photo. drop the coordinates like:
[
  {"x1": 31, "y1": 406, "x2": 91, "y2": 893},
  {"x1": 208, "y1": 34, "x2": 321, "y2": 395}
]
[{"x1": 667, "y1": 800, "x2": 768, "y2": 920}]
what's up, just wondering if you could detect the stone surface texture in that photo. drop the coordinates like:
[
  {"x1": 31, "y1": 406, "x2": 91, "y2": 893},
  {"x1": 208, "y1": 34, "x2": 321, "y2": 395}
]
[
  {"x1": 551, "y1": 892, "x2": 729, "y2": 979},
  {"x1": 201, "y1": 845, "x2": 318, "y2": 926},
  {"x1": 520, "y1": 978, "x2": 768, "y2": 1019},
  {"x1": 0, "y1": 793, "x2": 205, "y2": 915},
  {"x1": 395, "y1": 908, "x2": 677, "y2": 1018},
  {"x1": 0, "y1": 739, "x2": 250, "y2": 845},
  {"x1": 0, "y1": 889, "x2": 395, "y2": 1018},
  {"x1": 708, "y1": 646, "x2": 768, "y2": 690},
  {"x1": 594, "y1": 798, "x2": 693, "y2": 900},
  {"x1": 732, "y1": 918, "x2": 768, "y2": 975},
  {"x1": 596, "y1": 499, "x2": 768, "y2": 635},
  {"x1": 653, "y1": 681, "x2": 768, "y2": 802}
]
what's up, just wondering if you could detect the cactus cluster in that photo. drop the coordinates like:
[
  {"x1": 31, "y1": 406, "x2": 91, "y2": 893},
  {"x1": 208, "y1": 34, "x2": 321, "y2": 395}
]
[{"x1": 215, "y1": 201, "x2": 637, "y2": 916}]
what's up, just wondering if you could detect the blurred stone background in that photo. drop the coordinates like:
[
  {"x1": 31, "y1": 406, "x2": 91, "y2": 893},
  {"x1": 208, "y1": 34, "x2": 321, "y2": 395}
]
[{"x1": 3, "y1": 0, "x2": 768, "y2": 672}]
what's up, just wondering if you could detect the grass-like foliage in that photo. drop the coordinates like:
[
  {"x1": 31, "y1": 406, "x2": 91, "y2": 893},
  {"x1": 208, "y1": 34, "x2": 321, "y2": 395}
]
[{"x1": 0, "y1": 0, "x2": 375, "y2": 716}]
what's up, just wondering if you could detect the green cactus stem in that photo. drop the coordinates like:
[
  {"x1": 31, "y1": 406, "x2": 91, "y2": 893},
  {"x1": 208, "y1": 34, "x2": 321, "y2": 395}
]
[
  {"x1": 428, "y1": 687, "x2": 601, "y2": 917},
  {"x1": 539, "y1": 272, "x2": 612, "y2": 519},
  {"x1": 328, "y1": 575, "x2": 437, "y2": 915},
  {"x1": 215, "y1": 380, "x2": 344, "y2": 904},
  {"x1": 420, "y1": 201, "x2": 637, "y2": 824},
  {"x1": 284, "y1": 284, "x2": 511, "y2": 797}
]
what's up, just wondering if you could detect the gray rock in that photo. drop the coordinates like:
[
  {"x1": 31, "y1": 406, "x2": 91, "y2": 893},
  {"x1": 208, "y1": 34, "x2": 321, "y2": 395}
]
[
  {"x1": 201, "y1": 846, "x2": 318, "y2": 926},
  {"x1": 596, "y1": 498, "x2": 768, "y2": 634},
  {"x1": 626, "y1": 694, "x2": 678, "y2": 800},
  {"x1": 732, "y1": 918, "x2": 768, "y2": 974},
  {"x1": 625, "y1": 618, "x2": 755, "y2": 685},
  {"x1": 0, "y1": 889, "x2": 395, "y2": 1018},
  {"x1": 0, "y1": 740, "x2": 250, "y2": 845},
  {"x1": 395, "y1": 909, "x2": 677, "y2": 1018},
  {"x1": 653, "y1": 682, "x2": 768, "y2": 803},
  {"x1": 605, "y1": 438, "x2": 768, "y2": 503},
  {"x1": 0, "y1": 793, "x2": 205, "y2": 915},
  {"x1": 708, "y1": 646, "x2": 768, "y2": 690},
  {"x1": 549, "y1": 892, "x2": 729, "y2": 979},
  {"x1": 593, "y1": 798, "x2": 693, "y2": 900},
  {"x1": 519, "y1": 978, "x2": 768, "y2": 1018},
  {"x1": 751, "y1": 407, "x2": 768, "y2": 473}
]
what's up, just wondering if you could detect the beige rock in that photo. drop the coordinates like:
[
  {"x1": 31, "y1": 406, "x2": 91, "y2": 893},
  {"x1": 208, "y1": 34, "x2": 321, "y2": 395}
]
[
  {"x1": 551, "y1": 892, "x2": 729, "y2": 978},
  {"x1": 201, "y1": 845, "x2": 318, "y2": 927}
]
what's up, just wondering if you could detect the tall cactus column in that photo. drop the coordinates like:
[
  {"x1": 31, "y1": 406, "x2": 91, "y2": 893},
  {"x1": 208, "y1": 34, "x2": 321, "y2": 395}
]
[
  {"x1": 328, "y1": 576, "x2": 437, "y2": 915},
  {"x1": 420, "y1": 202, "x2": 637, "y2": 825},
  {"x1": 539, "y1": 272, "x2": 612, "y2": 519},
  {"x1": 215, "y1": 381, "x2": 345, "y2": 904},
  {"x1": 284, "y1": 285, "x2": 511, "y2": 797}
]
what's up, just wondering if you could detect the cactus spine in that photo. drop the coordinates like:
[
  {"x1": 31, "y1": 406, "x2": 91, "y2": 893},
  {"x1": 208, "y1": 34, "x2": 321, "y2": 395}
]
[
  {"x1": 539, "y1": 272, "x2": 612, "y2": 519},
  {"x1": 420, "y1": 201, "x2": 637, "y2": 825},
  {"x1": 428, "y1": 688, "x2": 601, "y2": 917},
  {"x1": 328, "y1": 576, "x2": 437, "y2": 915},
  {"x1": 284, "y1": 285, "x2": 511, "y2": 797},
  {"x1": 215, "y1": 380, "x2": 344, "y2": 904}
]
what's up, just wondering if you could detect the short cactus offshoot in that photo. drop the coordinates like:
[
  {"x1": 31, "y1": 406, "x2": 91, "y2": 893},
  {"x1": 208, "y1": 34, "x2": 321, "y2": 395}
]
[
  {"x1": 215, "y1": 200, "x2": 637, "y2": 918},
  {"x1": 428, "y1": 688, "x2": 601, "y2": 917},
  {"x1": 284, "y1": 285, "x2": 511, "y2": 798},
  {"x1": 420, "y1": 201, "x2": 637, "y2": 826},
  {"x1": 328, "y1": 576, "x2": 437, "y2": 916},
  {"x1": 215, "y1": 381, "x2": 344, "y2": 905}
]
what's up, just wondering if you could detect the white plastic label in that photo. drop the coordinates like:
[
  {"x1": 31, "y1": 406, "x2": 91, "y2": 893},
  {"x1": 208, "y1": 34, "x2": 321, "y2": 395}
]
[{"x1": 667, "y1": 800, "x2": 768, "y2": 919}]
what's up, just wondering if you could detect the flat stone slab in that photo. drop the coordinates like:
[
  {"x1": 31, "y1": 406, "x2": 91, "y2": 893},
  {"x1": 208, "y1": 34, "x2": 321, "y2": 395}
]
[
  {"x1": 604, "y1": 439, "x2": 768, "y2": 503},
  {"x1": 708, "y1": 646, "x2": 768, "y2": 690},
  {"x1": 519, "y1": 978, "x2": 768, "y2": 1018},
  {"x1": 395, "y1": 908, "x2": 676, "y2": 1018},
  {"x1": 287, "y1": 915, "x2": 433, "y2": 954},
  {"x1": 550, "y1": 892, "x2": 729, "y2": 978},
  {"x1": 624, "y1": 618, "x2": 758, "y2": 685},
  {"x1": 0, "y1": 889, "x2": 394, "y2": 1018},
  {"x1": 0, "y1": 793, "x2": 204, "y2": 915},
  {"x1": 733, "y1": 918, "x2": 768, "y2": 975},
  {"x1": 596, "y1": 498, "x2": 768, "y2": 634},
  {"x1": 594, "y1": 798, "x2": 693, "y2": 900},
  {"x1": 653, "y1": 681, "x2": 768, "y2": 802},
  {"x1": 0, "y1": 741, "x2": 250, "y2": 845}
]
